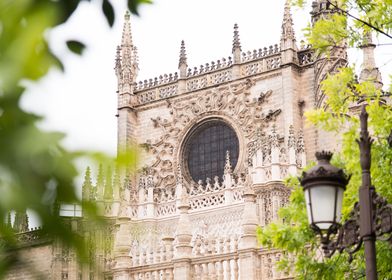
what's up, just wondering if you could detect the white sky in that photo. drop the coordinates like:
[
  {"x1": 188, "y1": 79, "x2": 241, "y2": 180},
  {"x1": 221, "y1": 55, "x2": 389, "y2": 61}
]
[{"x1": 22, "y1": 0, "x2": 392, "y2": 158}]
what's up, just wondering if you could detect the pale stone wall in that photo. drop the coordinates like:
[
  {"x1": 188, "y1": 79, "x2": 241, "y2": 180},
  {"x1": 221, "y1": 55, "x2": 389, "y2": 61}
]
[{"x1": 5, "y1": 244, "x2": 53, "y2": 280}]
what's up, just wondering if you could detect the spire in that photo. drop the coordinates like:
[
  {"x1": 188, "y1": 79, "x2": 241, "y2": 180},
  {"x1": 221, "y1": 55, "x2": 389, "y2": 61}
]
[
  {"x1": 116, "y1": 11, "x2": 138, "y2": 93},
  {"x1": 96, "y1": 164, "x2": 104, "y2": 200},
  {"x1": 359, "y1": 32, "x2": 383, "y2": 89},
  {"x1": 121, "y1": 11, "x2": 133, "y2": 48},
  {"x1": 232, "y1": 24, "x2": 242, "y2": 64},
  {"x1": 13, "y1": 210, "x2": 29, "y2": 233},
  {"x1": 178, "y1": 40, "x2": 187, "y2": 69},
  {"x1": 280, "y1": 0, "x2": 297, "y2": 64},
  {"x1": 281, "y1": 0, "x2": 296, "y2": 42},
  {"x1": 224, "y1": 150, "x2": 232, "y2": 175},
  {"x1": 113, "y1": 166, "x2": 121, "y2": 200},
  {"x1": 82, "y1": 167, "x2": 93, "y2": 202},
  {"x1": 104, "y1": 167, "x2": 113, "y2": 200}
]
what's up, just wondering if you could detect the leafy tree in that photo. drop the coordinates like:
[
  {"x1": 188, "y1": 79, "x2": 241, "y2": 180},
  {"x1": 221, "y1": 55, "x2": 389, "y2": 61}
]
[
  {"x1": 0, "y1": 0, "x2": 150, "y2": 277},
  {"x1": 258, "y1": 1, "x2": 392, "y2": 279}
]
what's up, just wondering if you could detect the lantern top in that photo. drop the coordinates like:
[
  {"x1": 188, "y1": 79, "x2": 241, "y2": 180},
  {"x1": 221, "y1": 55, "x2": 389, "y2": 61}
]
[
  {"x1": 315, "y1": 151, "x2": 332, "y2": 162},
  {"x1": 300, "y1": 151, "x2": 350, "y2": 188}
]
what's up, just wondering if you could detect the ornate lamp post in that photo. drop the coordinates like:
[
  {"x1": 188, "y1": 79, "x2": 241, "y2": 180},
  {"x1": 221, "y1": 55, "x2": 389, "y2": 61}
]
[{"x1": 300, "y1": 105, "x2": 392, "y2": 280}]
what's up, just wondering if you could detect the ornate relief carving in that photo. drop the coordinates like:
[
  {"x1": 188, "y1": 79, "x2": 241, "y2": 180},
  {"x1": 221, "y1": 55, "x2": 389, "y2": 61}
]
[{"x1": 148, "y1": 78, "x2": 281, "y2": 188}]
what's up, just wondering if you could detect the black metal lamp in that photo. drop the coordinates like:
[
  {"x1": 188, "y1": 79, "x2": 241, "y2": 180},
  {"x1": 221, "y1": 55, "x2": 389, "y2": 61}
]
[{"x1": 300, "y1": 151, "x2": 350, "y2": 233}]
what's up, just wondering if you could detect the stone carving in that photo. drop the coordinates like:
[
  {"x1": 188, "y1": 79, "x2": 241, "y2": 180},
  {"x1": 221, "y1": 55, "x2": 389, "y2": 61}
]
[{"x1": 149, "y1": 79, "x2": 280, "y2": 188}]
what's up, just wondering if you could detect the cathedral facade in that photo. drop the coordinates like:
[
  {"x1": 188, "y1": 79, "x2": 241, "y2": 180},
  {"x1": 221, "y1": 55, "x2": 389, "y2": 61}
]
[{"x1": 7, "y1": 1, "x2": 352, "y2": 279}]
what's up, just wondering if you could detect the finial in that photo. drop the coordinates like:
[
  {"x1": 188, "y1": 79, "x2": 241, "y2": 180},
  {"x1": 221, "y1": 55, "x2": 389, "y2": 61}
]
[
  {"x1": 232, "y1": 23, "x2": 241, "y2": 53},
  {"x1": 125, "y1": 10, "x2": 130, "y2": 21},
  {"x1": 178, "y1": 40, "x2": 188, "y2": 68},
  {"x1": 315, "y1": 151, "x2": 333, "y2": 162},
  {"x1": 224, "y1": 150, "x2": 232, "y2": 175}
]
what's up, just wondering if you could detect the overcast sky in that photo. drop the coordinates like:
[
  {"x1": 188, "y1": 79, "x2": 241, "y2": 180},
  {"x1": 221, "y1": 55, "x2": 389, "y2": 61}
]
[{"x1": 22, "y1": 0, "x2": 392, "y2": 157}]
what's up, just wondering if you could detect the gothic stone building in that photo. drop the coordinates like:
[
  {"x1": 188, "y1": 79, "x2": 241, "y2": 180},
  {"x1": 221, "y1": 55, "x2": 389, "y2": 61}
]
[{"x1": 9, "y1": 0, "x2": 376, "y2": 279}]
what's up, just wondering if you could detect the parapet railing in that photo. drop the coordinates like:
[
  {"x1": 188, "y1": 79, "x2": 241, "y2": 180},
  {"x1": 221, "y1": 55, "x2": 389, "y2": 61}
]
[{"x1": 134, "y1": 44, "x2": 282, "y2": 105}]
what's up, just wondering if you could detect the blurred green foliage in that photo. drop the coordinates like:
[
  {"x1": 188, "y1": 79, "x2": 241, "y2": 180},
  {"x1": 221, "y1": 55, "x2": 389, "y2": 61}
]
[
  {"x1": 0, "y1": 0, "x2": 150, "y2": 277},
  {"x1": 258, "y1": 1, "x2": 392, "y2": 279}
]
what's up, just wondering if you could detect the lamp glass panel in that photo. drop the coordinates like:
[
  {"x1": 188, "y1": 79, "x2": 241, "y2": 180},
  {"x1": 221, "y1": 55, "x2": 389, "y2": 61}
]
[
  {"x1": 309, "y1": 185, "x2": 339, "y2": 230},
  {"x1": 335, "y1": 187, "x2": 344, "y2": 223},
  {"x1": 304, "y1": 189, "x2": 313, "y2": 225}
]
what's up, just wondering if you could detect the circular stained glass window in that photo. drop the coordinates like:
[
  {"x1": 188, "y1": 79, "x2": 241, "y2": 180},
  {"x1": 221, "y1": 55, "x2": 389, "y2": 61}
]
[{"x1": 185, "y1": 121, "x2": 239, "y2": 183}]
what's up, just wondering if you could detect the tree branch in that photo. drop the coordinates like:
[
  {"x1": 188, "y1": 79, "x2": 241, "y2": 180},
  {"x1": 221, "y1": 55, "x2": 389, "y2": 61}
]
[{"x1": 327, "y1": 0, "x2": 392, "y2": 40}]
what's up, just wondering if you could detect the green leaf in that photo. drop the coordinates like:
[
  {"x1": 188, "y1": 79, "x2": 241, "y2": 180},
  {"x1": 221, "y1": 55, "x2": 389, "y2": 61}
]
[
  {"x1": 128, "y1": 0, "x2": 153, "y2": 16},
  {"x1": 102, "y1": 0, "x2": 115, "y2": 27},
  {"x1": 66, "y1": 40, "x2": 86, "y2": 55}
]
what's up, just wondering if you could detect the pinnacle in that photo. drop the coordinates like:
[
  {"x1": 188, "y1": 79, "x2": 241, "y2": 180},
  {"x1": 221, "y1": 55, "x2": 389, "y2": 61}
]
[
  {"x1": 125, "y1": 10, "x2": 130, "y2": 21},
  {"x1": 178, "y1": 40, "x2": 187, "y2": 68},
  {"x1": 359, "y1": 32, "x2": 383, "y2": 88},
  {"x1": 281, "y1": 0, "x2": 295, "y2": 41},
  {"x1": 232, "y1": 23, "x2": 241, "y2": 53},
  {"x1": 121, "y1": 11, "x2": 133, "y2": 47},
  {"x1": 224, "y1": 150, "x2": 233, "y2": 174}
]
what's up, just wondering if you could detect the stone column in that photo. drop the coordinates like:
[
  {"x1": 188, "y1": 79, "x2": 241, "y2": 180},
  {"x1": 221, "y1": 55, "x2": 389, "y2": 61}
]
[
  {"x1": 173, "y1": 192, "x2": 193, "y2": 280},
  {"x1": 146, "y1": 175, "x2": 155, "y2": 218},
  {"x1": 238, "y1": 187, "x2": 259, "y2": 280},
  {"x1": 112, "y1": 217, "x2": 132, "y2": 280}
]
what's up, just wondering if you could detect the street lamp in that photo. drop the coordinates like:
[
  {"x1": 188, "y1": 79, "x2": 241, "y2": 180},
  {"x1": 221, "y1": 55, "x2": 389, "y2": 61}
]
[
  {"x1": 300, "y1": 105, "x2": 392, "y2": 280},
  {"x1": 301, "y1": 151, "x2": 349, "y2": 236}
]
